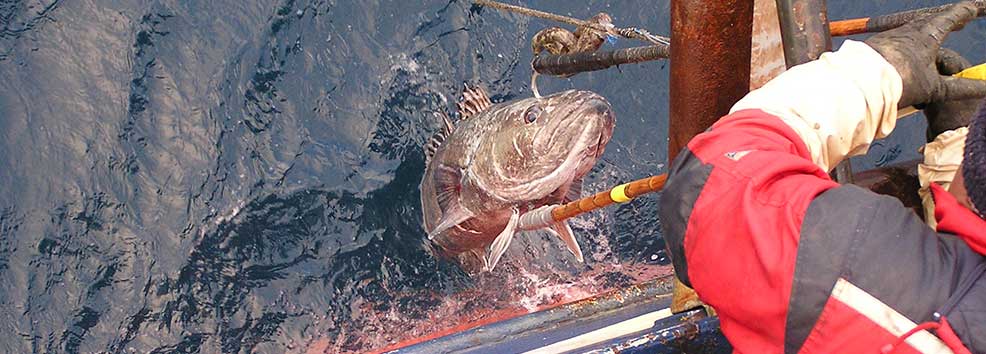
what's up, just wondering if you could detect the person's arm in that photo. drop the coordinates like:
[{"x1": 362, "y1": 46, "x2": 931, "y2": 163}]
[{"x1": 729, "y1": 40, "x2": 901, "y2": 172}]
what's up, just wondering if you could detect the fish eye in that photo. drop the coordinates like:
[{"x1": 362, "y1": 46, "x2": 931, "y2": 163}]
[{"x1": 524, "y1": 106, "x2": 541, "y2": 124}]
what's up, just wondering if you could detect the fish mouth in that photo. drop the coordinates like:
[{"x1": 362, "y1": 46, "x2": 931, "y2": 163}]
[
  {"x1": 571, "y1": 94, "x2": 615, "y2": 159},
  {"x1": 546, "y1": 92, "x2": 615, "y2": 187},
  {"x1": 591, "y1": 127, "x2": 612, "y2": 158},
  {"x1": 536, "y1": 92, "x2": 613, "y2": 149}
]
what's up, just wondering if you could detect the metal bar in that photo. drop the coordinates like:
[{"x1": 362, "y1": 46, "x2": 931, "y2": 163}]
[
  {"x1": 775, "y1": 0, "x2": 832, "y2": 67},
  {"x1": 532, "y1": 44, "x2": 670, "y2": 77},
  {"x1": 550, "y1": 174, "x2": 667, "y2": 222},
  {"x1": 668, "y1": 0, "x2": 754, "y2": 163},
  {"x1": 830, "y1": 0, "x2": 986, "y2": 37},
  {"x1": 775, "y1": 0, "x2": 854, "y2": 182}
]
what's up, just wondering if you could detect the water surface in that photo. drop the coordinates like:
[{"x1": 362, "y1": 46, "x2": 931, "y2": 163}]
[{"x1": 0, "y1": 0, "x2": 983, "y2": 352}]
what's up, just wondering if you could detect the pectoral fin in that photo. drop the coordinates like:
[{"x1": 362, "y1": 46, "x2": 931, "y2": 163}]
[
  {"x1": 485, "y1": 208, "x2": 520, "y2": 272},
  {"x1": 470, "y1": 248, "x2": 490, "y2": 272},
  {"x1": 546, "y1": 221, "x2": 584, "y2": 263},
  {"x1": 429, "y1": 205, "x2": 474, "y2": 240},
  {"x1": 428, "y1": 165, "x2": 473, "y2": 239}
]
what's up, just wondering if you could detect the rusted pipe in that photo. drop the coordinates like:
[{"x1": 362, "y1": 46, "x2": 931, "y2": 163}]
[
  {"x1": 668, "y1": 0, "x2": 754, "y2": 163},
  {"x1": 775, "y1": 0, "x2": 853, "y2": 182}
]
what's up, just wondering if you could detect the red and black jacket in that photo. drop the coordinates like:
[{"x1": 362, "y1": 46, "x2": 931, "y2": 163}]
[{"x1": 659, "y1": 108, "x2": 986, "y2": 353}]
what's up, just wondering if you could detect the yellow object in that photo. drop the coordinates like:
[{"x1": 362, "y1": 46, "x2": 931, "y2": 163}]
[
  {"x1": 898, "y1": 62, "x2": 986, "y2": 119},
  {"x1": 954, "y1": 63, "x2": 986, "y2": 80},
  {"x1": 610, "y1": 183, "x2": 632, "y2": 203}
]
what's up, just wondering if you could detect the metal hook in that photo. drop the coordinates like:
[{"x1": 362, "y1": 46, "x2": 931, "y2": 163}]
[{"x1": 530, "y1": 59, "x2": 542, "y2": 99}]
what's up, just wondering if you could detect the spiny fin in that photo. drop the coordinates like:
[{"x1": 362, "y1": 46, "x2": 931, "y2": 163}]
[
  {"x1": 485, "y1": 208, "x2": 520, "y2": 272},
  {"x1": 545, "y1": 221, "x2": 584, "y2": 263},
  {"x1": 428, "y1": 166, "x2": 473, "y2": 239},
  {"x1": 429, "y1": 204, "x2": 474, "y2": 240},
  {"x1": 424, "y1": 111, "x2": 455, "y2": 165},
  {"x1": 564, "y1": 178, "x2": 584, "y2": 203},
  {"x1": 434, "y1": 165, "x2": 461, "y2": 211},
  {"x1": 456, "y1": 84, "x2": 492, "y2": 120}
]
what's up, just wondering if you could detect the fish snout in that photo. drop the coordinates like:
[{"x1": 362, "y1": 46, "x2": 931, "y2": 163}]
[
  {"x1": 580, "y1": 95, "x2": 615, "y2": 150},
  {"x1": 586, "y1": 96, "x2": 615, "y2": 127}
]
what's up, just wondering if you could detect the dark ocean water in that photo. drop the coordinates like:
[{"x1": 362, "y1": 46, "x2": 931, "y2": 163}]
[{"x1": 1, "y1": 0, "x2": 984, "y2": 353}]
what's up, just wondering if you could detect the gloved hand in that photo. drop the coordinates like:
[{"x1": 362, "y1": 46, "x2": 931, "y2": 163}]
[
  {"x1": 924, "y1": 48, "x2": 982, "y2": 141},
  {"x1": 864, "y1": 1, "x2": 986, "y2": 109}
]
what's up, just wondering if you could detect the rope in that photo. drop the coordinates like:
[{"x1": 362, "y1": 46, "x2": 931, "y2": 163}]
[{"x1": 473, "y1": 0, "x2": 670, "y2": 45}]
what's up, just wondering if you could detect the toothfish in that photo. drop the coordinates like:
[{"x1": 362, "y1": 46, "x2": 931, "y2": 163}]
[{"x1": 420, "y1": 86, "x2": 615, "y2": 273}]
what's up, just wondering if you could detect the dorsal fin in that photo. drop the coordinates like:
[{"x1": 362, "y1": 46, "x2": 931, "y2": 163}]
[
  {"x1": 456, "y1": 84, "x2": 492, "y2": 120},
  {"x1": 424, "y1": 111, "x2": 455, "y2": 165}
]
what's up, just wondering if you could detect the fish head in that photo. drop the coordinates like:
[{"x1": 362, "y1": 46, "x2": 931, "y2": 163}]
[{"x1": 467, "y1": 90, "x2": 614, "y2": 202}]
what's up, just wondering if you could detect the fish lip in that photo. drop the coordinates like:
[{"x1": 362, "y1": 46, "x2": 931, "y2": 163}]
[
  {"x1": 593, "y1": 125, "x2": 613, "y2": 158},
  {"x1": 571, "y1": 91, "x2": 614, "y2": 123},
  {"x1": 546, "y1": 93, "x2": 614, "y2": 157},
  {"x1": 576, "y1": 94, "x2": 615, "y2": 158}
]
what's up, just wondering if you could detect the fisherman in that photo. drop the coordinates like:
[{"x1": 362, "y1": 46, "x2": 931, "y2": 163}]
[{"x1": 659, "y1": 2, "x2": 986, "y2": 353}]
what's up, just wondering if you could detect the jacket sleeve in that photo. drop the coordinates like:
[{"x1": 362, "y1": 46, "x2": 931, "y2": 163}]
[
  {"x1": 660, "y1": 40, "x2": 906, "y2": 353},
  {"x1": 730, "y1": 40, "x2": 903, "y2": 172}
]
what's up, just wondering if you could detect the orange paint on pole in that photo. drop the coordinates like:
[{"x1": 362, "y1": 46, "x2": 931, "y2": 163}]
[
  {"x1": 550, "y1": 174, "x2": 667, "y2": 222},
  {"x1": 829, "y1": 17, "x2": 870, "y2": 37}
]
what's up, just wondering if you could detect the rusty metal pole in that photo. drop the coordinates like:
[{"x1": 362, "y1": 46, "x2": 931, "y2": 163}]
[
  {"x1": 668, "y1": 0, "x2": 754, "y2": 162},
  {"x1": 668, "y1": 0, "x2": 754, "y2": 313},
  {"x1": 775, "y1": 0, "x2": 853, "y2": 183}
]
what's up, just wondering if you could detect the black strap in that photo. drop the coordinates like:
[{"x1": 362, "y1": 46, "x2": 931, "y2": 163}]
[{"x1": 936, "y1": 261, "x2": 986, "y2": 318}]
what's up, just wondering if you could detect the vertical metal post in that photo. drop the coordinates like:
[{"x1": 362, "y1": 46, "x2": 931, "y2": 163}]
[
  {"x1": 775, "y1": 0, "x2": 854, "y2": 182},
  {"x1": 668, "y1": 0, "x2": 754, "y2": 313},
  {"x1": 775, "y1": 0, "x2": 832, "y2": 67},
  {"x1": 668, "y1": 0, "x2": 755, "y2": 163}
]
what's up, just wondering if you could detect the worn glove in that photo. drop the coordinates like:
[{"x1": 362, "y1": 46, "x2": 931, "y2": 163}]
[
  {"x1": 924, "y1": 48, "x2": 982, "y2": 141},
  {"x1": 865, "y1": 1, "x2": 986, "y2": 109}
]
